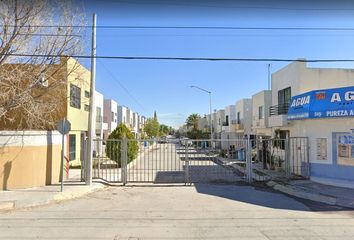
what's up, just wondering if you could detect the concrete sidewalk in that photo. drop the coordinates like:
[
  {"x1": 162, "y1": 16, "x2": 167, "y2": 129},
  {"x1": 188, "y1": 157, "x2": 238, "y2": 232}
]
[
  {"x1": 267, "y1": 179, "x2": 354, "y2": 209},
  {"x1": 0, "y1": 181, "x2": 105, "y2": 212}
]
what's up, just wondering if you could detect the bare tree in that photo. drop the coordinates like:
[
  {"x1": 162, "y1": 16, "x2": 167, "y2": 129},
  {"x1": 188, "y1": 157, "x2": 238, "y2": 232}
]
[{"x1": 0, "y1": 0, "x2": 86, "y2": 130}]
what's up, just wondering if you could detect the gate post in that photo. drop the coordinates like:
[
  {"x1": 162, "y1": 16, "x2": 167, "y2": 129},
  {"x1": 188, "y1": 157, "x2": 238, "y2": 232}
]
[
  {"x1": 81, "y1": 138, "x2": 87, "y2": 182},
  {"x1": 305, "y1": 137, "x2": 310, "y2": 179},
  {"x1": 184, "y1": 140, "x2": 190, "y2": 185},
  {"x1": 121, "y1": 138, "x2": 128, "y2": 185},
  {"x1": 246, "y1": 135, "x2": 253, "y2": 183},
  {"x1": 98, "y1": 140, "x2": 101, "y2": 178},
  {"x1": 285, "y1": 137, "x2": 291, "y2": 179}
]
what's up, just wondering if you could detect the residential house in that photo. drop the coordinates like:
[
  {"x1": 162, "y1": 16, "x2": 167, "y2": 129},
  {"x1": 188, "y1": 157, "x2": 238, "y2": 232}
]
[
  {"x1": 132, "y1": 112, "x2": 139, "y2": 138},
  {"x1": 251, "y1": 90, "x2": 272, "y2": 137},
  {"x1": 0, "y1": 57, "x2": 92, "y2": 187},
  {"x1": 221, "y1": 105, "x2": 238, "y2": 150},
  {"x1": 103, "y1": 99, "x2": 118, "y2": 140},
  {"x1": 269, "y1": 60, "x2": 354, "y2": 187},
  {"x1": 235, "y1": 99, "x2": 253, "y2": 138},
  {"x1": 93, "y1": 91, "x2": 107, "y2": 156},
  {"x1": 138, "y1": 115, "x2": 146, "y2": 138}
]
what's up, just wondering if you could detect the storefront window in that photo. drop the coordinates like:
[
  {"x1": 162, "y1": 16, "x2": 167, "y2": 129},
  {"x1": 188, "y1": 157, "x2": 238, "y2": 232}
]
[{"x1": 337, "y1": 134, "x2": 354, "y2": 166}]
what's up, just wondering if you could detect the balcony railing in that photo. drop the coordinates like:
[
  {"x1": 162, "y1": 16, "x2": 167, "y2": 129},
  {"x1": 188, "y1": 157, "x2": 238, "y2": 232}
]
[
  {"x1": 231, "y1": 120, "x2": 240, "y2": 125},
  {"x1": 222, "y1": 122, "x2": 229, "y2": 126},
  {"x1": 233, "y1": 123, "x2": 244, "y2": 131},
  {"x1": 269, "y1": 103, "x2": 290, "y2": 116}
]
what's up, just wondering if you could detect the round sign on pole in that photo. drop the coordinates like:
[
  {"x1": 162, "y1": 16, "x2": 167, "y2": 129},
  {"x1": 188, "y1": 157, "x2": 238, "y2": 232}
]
[{"x1": 57, "y1": 119, "x2": 71, "y2": 134}]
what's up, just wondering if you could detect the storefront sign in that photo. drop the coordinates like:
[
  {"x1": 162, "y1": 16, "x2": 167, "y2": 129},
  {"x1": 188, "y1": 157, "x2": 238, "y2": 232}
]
[{"x1": 288, "y1": 86, "x2": 354, "y2": 120}]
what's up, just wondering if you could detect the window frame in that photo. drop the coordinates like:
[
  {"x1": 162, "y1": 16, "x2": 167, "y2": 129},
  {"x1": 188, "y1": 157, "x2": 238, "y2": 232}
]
[
  {"x1": 70, "y1": 84, "x2": 81, "y2": 109},
  {"x1": 69, "y1": 134, "x2": 76, "y2": 161}
]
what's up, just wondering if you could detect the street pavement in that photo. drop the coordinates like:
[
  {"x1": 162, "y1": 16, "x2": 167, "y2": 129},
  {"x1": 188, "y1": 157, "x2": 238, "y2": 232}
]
[{"x1": 0, "y1": 183, "x2": 353, "y2": 239}]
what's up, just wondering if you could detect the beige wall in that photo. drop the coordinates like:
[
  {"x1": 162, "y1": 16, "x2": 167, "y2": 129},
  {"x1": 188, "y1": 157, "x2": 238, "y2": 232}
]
[
  {"x1": 66, "y1": 58, "x2": 91, "y2": 132},
  {"x1": 252, "y1": 90, "x2": 272, "y2": 134},
  {"x1": 66, "y1": 58, "x2": 91, "y2": 167},
  {"x1": 0, "y1": 131, "x2": 62, "y2": 190}
]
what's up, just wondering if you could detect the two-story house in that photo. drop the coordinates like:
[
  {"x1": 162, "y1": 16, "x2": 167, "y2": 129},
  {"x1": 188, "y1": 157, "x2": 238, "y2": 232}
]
[
  {"x1": 269, "y1": 60, "x2": 354, "y2": 187},
  {"x1": 251, "y1": 90, "x2": 272, "y2": 137},
  {"x1": 103, "y1": 99, "x2": 118, "y2": 139}
]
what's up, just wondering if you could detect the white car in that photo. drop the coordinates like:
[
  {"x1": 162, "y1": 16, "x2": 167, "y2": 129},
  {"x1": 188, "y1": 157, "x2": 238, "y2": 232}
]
[{"x1": 180, "y1": 137, "x2": 193, "y2": 147}]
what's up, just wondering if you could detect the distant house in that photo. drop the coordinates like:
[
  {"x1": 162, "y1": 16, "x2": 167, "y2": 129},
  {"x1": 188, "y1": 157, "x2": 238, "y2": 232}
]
[{"x1": 103, "y1": 99, "x2": 118, "y2": 139}]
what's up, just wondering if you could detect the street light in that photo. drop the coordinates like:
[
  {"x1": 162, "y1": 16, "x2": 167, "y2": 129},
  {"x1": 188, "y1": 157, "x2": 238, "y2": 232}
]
[{"x1": 190, "y1": 85, "x2": 213, "y2": 142}]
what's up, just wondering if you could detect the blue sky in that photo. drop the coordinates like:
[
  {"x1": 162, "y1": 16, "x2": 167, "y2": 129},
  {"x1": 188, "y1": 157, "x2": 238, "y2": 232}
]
[{"x1": 81, "y1": 0, "x2": 354, "y2": 128}]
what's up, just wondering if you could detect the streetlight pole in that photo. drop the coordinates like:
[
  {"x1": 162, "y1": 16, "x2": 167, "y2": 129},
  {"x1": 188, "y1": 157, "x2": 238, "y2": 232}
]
[
  {"x1": 190, "y1": 86, "x2": 213, "y2": 142},
  {"x1": 86, "y1": 13, "x2": 97, "y2": 186}
]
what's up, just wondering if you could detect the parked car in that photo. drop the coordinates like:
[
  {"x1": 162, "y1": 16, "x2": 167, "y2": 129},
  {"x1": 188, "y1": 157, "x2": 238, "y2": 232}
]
[
  {"x1": 180, "y1": 137, "x2": 193, "y2": 147},
  {"x1": 158, "y1": 136, "x2": 168, "y2": 144}
]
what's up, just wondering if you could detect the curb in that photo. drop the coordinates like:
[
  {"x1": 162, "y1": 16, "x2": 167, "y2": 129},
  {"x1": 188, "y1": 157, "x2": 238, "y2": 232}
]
[
  {"x1": 0, "y1": 184, "x2": 106, "y2": 213},
  {"x1": 52, "y1": 185, "x2": 103, "y2": 202},
  {"x1": 267, "y1": 181, "x2": 337, "y2": 206}
]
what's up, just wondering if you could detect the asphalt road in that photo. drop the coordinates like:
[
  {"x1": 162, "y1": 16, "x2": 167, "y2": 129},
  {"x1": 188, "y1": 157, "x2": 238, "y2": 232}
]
[{"x1": 0, "y1": 183, "x2": 353, "y2": 240}]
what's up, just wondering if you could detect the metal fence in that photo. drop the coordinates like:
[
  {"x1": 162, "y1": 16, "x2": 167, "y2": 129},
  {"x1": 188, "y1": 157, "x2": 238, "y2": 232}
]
[
  {"x1": 251, "y1": 137, "x2": 310, "y2": 181},
  {"x1": 89, "y1": 137, "x2": 309, "y2": 185}
]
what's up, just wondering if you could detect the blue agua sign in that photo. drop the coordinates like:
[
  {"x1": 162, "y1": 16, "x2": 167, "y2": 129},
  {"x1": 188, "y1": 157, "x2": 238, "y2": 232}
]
[{"x1": 287, "y1": 86, "x2": 354, "y2": 120}]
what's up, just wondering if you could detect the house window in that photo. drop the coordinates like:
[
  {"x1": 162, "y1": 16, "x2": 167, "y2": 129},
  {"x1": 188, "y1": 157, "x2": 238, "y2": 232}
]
[
  {"x1": 84, "y1": 104, "x2": 90, "y2": 112},
  {"x1": 225, "y1": 115, "x2": 229, "y2": 126},
  {"x1": 85, "y1": 91, "x2": 90, "y2": 98},
  {"x1": 69, "y1": 134, "x2": 76, "y2": 161},
  {"x1": 96, "y1": 107, "x2": 101, "y2": 122},
  {"x1": 278, "y1": 87, "x2": 291, "y2": 106},
  {"x1": 70, "y1": 84, "x2": 81, "y2": 109},
  {"x1": 237, "y1": 112, "x2": 241, "y2": 124},
  {"x1": 259, "y1": 106, "x2": 264, "y2": 119},
  {"x1": 111, "y1": 112, "x2": 114, "y2": 122}
]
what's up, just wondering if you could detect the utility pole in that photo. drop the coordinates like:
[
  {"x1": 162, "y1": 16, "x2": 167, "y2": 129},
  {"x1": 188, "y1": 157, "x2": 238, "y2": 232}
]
[
  {"x1": 267, "y1": 63, "x2": 271, "y2": 90},
  {"x1": 86, "y1": 13, "x2": 97, "y2": 186},
  {"x1": 209, "y1": 92, "x2": 213, "y2": 143}
]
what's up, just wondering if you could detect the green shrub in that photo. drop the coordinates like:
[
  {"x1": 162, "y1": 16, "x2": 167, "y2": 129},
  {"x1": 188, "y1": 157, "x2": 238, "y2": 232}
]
[{"x1": 106, "y1": 124, "x2": 139, "y2": 166}]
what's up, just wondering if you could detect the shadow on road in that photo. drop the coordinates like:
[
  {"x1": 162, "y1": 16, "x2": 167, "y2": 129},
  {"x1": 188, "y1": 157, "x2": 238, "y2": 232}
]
[{"x1": 193, "y1": 183, "x2": 351, "y2": 212}]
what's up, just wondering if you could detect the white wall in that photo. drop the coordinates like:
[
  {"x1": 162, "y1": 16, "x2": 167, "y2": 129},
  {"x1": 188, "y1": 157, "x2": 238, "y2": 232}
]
[
  {"x1": 291, "y1": 118, "x2": 354, "y2": 165},
  {"x1": 103, "y1": 99, "x2": 118, "y2": 138},
  {"x1": 252, "y1": 90, "x2": 272, "y2": 136},
  {"x1": 235, "y1": 99, "x2": 252, "y2": 135},
  {"x1": 94, "y1": 91, "x2": 104, "y2": 139}
]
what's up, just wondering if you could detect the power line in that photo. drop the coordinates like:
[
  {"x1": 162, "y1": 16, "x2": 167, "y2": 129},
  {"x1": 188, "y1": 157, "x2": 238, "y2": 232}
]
[
  {"x1": 3, "y1": 24, "x2": 354, "y2": 31},
  {"x1": 5, "y1": 53, "x2": 354, "y2": 63},
  {"x1": 107, "y1": 0, "x2": 354, "y2": 11},
  {"x1": 97, "y1": 59, "x2": 147, "y2": 112}
]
